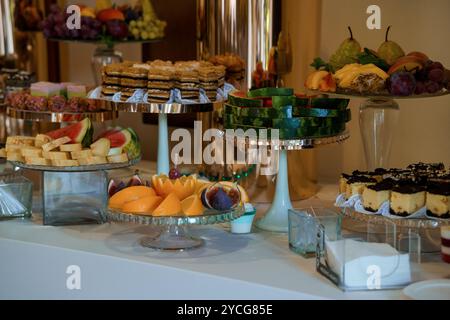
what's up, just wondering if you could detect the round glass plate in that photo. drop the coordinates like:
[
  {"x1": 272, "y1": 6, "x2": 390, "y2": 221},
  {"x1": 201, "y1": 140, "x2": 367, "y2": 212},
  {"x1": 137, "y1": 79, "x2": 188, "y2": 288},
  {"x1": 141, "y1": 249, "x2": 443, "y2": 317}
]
[
  {"x1": 92, "y1": 98, "x2": 221, "y2": 114},
  {"x1": 6, "y1": 107, "x2": 118, "y2": 123},
  {"x1": 342, "y1": 207, "x2": 450, "y2": 230},
  {"x1": 107, "y1": 206, "x2": 245, "y2": 251},
  {"x1": 224, "y1": 131, "x2": 350, "y2": 150},
  {"x1": 9, "y1": 157, "x2": 140, "y2": 172},
  {"x1": 307, "y1": 88, "x2": 449, "y2": 100}
]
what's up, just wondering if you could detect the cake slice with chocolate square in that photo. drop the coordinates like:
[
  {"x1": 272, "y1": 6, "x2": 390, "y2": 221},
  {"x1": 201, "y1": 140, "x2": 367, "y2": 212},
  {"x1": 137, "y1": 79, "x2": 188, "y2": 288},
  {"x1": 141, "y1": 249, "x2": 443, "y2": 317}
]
[
  {"x1": 345, "y1": 176, "x2": 377, "y2": 199},
  {"x1": 426, "y1": 183, "x2": 450, "y2": 219},
  {"x1": 390, "y1": 183, "x2": 426, "y2": 217},
  {"x1": 362, "y1": 179, "x2": 394, "y2": 212}
]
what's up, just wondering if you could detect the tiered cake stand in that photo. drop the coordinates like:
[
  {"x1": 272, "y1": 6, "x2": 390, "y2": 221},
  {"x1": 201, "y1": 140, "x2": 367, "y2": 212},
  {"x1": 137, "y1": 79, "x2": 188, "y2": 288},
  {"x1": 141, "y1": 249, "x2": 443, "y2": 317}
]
[
  {"x1": 94, "y1": 99, "x2": 221, "y2": 174},
  {"x1": 227, "y1": 131, "x2": 350, "y2": 232}
]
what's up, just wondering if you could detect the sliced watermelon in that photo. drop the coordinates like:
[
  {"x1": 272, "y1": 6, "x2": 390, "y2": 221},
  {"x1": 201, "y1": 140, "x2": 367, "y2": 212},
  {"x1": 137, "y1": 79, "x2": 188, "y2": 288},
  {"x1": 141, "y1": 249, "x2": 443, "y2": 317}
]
[
  {"x1": 46, "y1": 118, "x2": 93, "y2": 147},
  {"x1": 96, "y1": 127, "x2": 141, "y2": 159}
]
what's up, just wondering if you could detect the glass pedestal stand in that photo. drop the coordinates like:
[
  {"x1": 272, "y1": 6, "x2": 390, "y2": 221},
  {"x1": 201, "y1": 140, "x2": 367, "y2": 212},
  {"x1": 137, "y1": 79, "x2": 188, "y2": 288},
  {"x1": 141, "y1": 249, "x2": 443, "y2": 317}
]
[
  {"x1": 95, "y1": 99, "x2": 219, "y2": 175},
  {"x1": 108, "y1": 207, "x2": 244, "y2": 251},
  {"x1": 233, "y1": 133, "x2": 350, "y2": 233},
  {"x1": 359, "y1": 98, "x2": 399, "y2": 171},
  {"x1": 91, "y1": 45, "x2": 123, "y2": 86}
]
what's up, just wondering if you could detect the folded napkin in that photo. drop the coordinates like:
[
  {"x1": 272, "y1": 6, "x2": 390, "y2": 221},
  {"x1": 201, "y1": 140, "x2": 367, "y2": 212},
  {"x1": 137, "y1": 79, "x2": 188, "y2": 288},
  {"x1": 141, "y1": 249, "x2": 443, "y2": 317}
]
[
  {"x1": 126, "y1": 89, "x2": 146, "y2": 103},
  {"x1": 87, "y1": 86, "x2": 102, "y2": 99},
  {"x1": 335, "y1": 193, "x2": 360, "y2": 208}
]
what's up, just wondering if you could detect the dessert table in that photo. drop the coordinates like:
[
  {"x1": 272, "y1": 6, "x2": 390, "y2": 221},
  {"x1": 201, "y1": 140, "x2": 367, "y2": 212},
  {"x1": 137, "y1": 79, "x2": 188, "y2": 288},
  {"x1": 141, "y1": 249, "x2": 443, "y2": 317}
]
[{"x1": 0, "y1": 162, "x2": 448, "y2": 300}]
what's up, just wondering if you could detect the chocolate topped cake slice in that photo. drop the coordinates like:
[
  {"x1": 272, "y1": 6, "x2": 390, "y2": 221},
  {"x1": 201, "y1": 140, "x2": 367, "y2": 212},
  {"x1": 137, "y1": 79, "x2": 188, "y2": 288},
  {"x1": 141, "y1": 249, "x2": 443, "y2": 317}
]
[
  {"x1": 345, "y1": 176, "x2": 377, "y2": 200},
  {"x1": 362, "y1": 179, "x2": 395, "y2": 212},
  {"x1": 390, "y1": 183, "x2": 426, "y2": 217},
  {"x1": 426, "y1": 183, "x2": 450, "y2": 219},
  {"x1": 339, "y1": 173, "x2": 351, "y2": 194}
]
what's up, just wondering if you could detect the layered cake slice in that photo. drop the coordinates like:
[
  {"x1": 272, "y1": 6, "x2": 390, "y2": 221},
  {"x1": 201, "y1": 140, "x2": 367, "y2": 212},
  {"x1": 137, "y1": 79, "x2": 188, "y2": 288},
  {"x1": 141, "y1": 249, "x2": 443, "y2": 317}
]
[
  {"x1": 175, "y1": 68, "x2": 199, "y2": 100},
  {"x1": 426, "y1": 183, "x2": 450, "y2": 219},
  {"x1": 442, "y1": 226, "x2": 450, "y2": 263},
  {"x1": 120, "y1": 65, "x2": 149, "y2": 100},
  {"x1": 198, "y1": 67, "x2": 219, "y2": 101},
  {"x1": 147, "y1": 65, "x2": 174, "y2": 102},
  {"x1": 102, "y1": 63, "x2": 124, "y2": 96},
  {"x1": 390, "y1": 183, "x2": 426, "y2": 217},
  {"x1": 345, "y1": 176, "x2": 377, "y2": 199},
  {"x1": 362, "y1": 179, "x2": 394, "y2": 212}
]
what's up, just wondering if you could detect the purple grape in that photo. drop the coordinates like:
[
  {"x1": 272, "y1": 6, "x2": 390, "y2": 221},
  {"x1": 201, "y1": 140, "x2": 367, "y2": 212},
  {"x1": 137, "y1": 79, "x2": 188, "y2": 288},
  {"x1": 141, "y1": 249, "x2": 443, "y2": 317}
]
[
  {"x1": 428, "y1": 68, "x2": 444, "y2": 83},
  {"x1": 53, "y1": 12, "x2": 65, "y2": 25},
  {"x1": 68, "y1": 28, "x2": 80, "y2": 39},
  {"x1": 414, "y1": 81, "x2": 426, "y2": 95},
  {"x1": 50, "y1": 4, "x2": 60, "y2": 14},
  {"x1": 388, "y1": 72, "x2": 416, "y2": 96},
  {"x1": 429, "y1": 61, "x2": 444, "y2": 71},
  {"x1": 425, "y1": 80, "x2": 441, "y2": 94}
]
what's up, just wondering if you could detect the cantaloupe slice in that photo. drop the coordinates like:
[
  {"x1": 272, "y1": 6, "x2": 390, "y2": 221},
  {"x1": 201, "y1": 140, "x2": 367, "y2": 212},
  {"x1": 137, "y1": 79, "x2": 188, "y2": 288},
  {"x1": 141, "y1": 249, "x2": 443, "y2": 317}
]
[
  {"x1": 122, "y1": 196, "x2": 162, "y2": 214},
  {"x1": 181, "y1": 194, "x2": 205, "y2": 216},
  {"x1": 151, "y1": 174, "x2": 196, "y2": 200},
  {"x1": 152, "y1": 193, "x2": 182, "y2": 216},
  {"x1": 109, "y1": 186, "x2": 156, "y2": 209}
]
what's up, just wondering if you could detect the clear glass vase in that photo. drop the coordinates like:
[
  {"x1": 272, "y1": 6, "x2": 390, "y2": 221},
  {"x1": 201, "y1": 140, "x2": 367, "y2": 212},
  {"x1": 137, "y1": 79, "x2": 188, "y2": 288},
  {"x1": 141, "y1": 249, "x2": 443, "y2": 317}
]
[
  {"x1": 359, "y1": 98, "x2": 400, "y2": 170},
  {"x1": 91, "y1": 45, "x2": 123, "y2": 86}
]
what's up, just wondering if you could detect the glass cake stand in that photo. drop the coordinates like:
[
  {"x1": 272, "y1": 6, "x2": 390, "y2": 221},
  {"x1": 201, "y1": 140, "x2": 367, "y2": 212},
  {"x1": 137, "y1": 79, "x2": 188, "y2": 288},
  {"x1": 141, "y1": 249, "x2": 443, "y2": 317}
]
[
  {"x1": 6, "y1": 107, "x2": 118, "y2": 123},
  {"x1": 10, "y1": 158, "x2": 140, "y2": 225},
  {"x1": 226, "y1": 131, "x2": 350, "y2": 232},
  {"x1": 94, "y1": 98, "x2": 221, "y2": 175},
  {"x1": 107, "y1": 206, "x2": 244, "y2": 251},
  {"x1": 308, "y1": 89, "x2": 449, "y2": 170}
]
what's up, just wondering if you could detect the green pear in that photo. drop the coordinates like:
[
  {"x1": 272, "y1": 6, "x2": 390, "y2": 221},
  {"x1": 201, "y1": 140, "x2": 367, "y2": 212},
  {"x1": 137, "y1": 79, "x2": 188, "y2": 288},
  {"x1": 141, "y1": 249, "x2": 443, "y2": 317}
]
[
  {"x1": 329, "y1": 26, "x2": 361, "y2": 72},
  {"x1": 377, "y1": 26, "x2": 405, "y2": 66}
]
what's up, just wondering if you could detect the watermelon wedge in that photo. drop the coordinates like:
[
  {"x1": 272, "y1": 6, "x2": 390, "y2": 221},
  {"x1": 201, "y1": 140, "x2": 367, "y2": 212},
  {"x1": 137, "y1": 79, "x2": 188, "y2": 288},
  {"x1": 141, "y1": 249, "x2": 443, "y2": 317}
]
[
  {"x1": 46, "y1": 118, "x2": 93, "y2": 147},
  {"x1": 96, "y1": 127, "x2": 141, "y2": 160}
]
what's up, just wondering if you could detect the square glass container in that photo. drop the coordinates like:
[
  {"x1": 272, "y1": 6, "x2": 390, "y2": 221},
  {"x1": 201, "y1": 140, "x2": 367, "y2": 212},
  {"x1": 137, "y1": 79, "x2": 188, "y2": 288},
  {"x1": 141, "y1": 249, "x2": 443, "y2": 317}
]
[
  {"x1": 42, "y1": 171, "x2": 108, "y2": 226},
  {"x1": 316, "y1": 219, "x2": 421, "y2": 291},
  {"x1": 288, "y1": 207, "x2": 342, "y2": 258},
  {"x1": 0, "y1": 172, "x2": 33, "y2": 219}
]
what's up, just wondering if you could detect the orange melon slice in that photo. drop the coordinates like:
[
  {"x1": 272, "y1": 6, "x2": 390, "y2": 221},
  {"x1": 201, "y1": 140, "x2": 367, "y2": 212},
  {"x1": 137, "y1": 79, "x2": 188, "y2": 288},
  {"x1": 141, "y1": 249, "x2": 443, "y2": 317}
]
[
  {"x1": 181, "y1": 194, "x2": 205, "y2": 216},
  {"x1": 122, "y1": 196, "x2": 162, "y2": 214},
  {"x1": 109, "y1": 186, "x2": 156, "y2": 209},
  {"x1": 152, "y1": 193, "x2": 182, "y2": 216},
  {"x1": 151, "y1": 174, "x2": 197, "y2": 200}
]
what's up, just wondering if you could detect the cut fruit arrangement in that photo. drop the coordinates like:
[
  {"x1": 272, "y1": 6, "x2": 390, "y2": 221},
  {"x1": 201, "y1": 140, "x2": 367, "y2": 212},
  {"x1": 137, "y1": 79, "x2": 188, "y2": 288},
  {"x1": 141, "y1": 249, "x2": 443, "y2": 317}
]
[
  {"x1": 108, "y1": 170, "x2": 250, "y2": 217},
  {"x1": 0, "y1": 118, "x2": 140, "y2": 167},
  {"x1": 306, "y1": 26, "x2": 450, "y2": 96},
  {"x1": 42, "y1": 0, "x2": 166, "y2": 42}
]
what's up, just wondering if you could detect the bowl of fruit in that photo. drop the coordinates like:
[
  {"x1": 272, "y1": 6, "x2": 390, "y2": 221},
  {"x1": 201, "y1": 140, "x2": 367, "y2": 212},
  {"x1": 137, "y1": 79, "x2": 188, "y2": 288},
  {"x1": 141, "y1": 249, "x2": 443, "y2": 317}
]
[
  {"x1": 42, "y1": 0, "x2": 166, "y2": 44},
  {"x1": 305, "y1": 26, "x2": 450, "y2": 97}
]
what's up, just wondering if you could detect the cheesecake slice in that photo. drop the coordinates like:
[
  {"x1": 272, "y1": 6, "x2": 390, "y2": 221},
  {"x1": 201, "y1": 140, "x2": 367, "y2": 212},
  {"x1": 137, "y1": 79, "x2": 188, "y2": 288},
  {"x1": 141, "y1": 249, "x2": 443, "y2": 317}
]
[
  {"x1": 339, "y1": 173, "x2": 351, "y2": 194},
  {"x1": 426, "y1": 183, "x2": 450, "y2": 219},
  {"x1": 345, "y1": 176, "x2": 377, "y2": 200},
  {"x1": 362, "y1": 179, "x2": 394, "y2": 212},
  {"x1": 390, "y1": 184, "x2": 426, "y2": 217}
]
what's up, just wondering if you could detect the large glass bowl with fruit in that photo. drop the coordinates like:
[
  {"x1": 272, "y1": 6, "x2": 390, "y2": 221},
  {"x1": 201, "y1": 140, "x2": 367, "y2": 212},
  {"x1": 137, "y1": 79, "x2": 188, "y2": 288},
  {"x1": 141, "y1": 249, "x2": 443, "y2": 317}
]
[{"x1": 107, "y1": 170, "x2": 248, "y2": 251}]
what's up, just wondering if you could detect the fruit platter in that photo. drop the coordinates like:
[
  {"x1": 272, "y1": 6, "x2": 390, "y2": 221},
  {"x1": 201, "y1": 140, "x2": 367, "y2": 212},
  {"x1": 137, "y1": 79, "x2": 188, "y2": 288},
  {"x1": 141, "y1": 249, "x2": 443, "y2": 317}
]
[
  {"x1": 42, "y1": 1, "x2": 166, "y2": 44},
  {"x1": 1, "y1": 118, "x2": 141, "y2": 171},
  {"x1": 305, "y1": 27, "x2": 450, "y2": 97},
  {"x1": 107, "y1": 171, "x2": 250, "y2": 250}
]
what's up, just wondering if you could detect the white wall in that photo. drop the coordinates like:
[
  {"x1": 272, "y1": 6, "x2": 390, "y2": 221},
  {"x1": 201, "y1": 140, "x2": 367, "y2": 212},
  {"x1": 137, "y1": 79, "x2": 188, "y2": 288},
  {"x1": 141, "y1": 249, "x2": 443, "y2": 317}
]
[{"x1": 317, "y1": 0, "x2": 450, "y2": 181}]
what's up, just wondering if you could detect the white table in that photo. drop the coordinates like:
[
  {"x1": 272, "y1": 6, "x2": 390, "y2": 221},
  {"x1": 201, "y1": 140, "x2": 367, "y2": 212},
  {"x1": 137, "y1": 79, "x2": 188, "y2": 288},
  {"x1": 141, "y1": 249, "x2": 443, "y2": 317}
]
[{"x1": 0, "y1": 164, "x2": 448, "y2": 299}]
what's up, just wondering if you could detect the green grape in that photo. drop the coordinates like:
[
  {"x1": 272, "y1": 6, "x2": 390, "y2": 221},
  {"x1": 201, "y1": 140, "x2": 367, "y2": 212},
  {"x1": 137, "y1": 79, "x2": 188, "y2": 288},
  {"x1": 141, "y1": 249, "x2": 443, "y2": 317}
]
[
  {"x1": 136, "y1": 20, "x2": 144, "y2": 28},
  {"x1": 140, "y1": 31, "x2": 149, "y2": 40},
  {"x1": 143, "y1": 15, "x2": 152, "y2": 23},
  {"x1": 131, "y1": 28, "x2": 140, "y2": 38},
  {"x1": 149, "y1": 32, "x2": 156, "y2": 39},
  {"x1": 129, "y1": 20, "x2": 137, "y2": 28}
]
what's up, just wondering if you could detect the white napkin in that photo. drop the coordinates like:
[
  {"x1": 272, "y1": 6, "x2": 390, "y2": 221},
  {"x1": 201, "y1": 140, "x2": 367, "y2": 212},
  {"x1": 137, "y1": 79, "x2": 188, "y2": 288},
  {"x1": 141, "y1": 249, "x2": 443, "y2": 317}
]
[
  {"x1": 112, "y1": 91, "x2": 122, "y2": 102},
  {"x1": 217, "y1": 82, "x2": 236, "y2": 101},
  {"x1": 199, "y1": 88, "x2": 210, "y2": 103},
  {"x1": 126, "y1": 89, "x2": 146, "y2": 103},
  {"x1": 326, "y1": 239, "x2": 411, "y2": 289},
  {"x1": 335, "y1": 193, "x2": 361, "y2": 208},
  {"x1": 87, "y1": 86, "x2": 102, "y2": 99}
]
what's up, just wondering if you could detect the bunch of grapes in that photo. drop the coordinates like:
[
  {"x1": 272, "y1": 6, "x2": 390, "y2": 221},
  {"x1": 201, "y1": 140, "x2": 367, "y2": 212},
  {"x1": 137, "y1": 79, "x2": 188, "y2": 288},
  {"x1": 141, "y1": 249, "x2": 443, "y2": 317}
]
[
  {"x1": 414, "y1": 61, "x2": 449, "y2": 94},
  {"x1": 105, "y1": 20, "x2": 129, "y2": 40},
  {"x1": 128, "y1": 15, "x2": 167, "y2": 40},
  {"x1": 42, "y1": 4, "x2": 102, "y2": 40}
]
